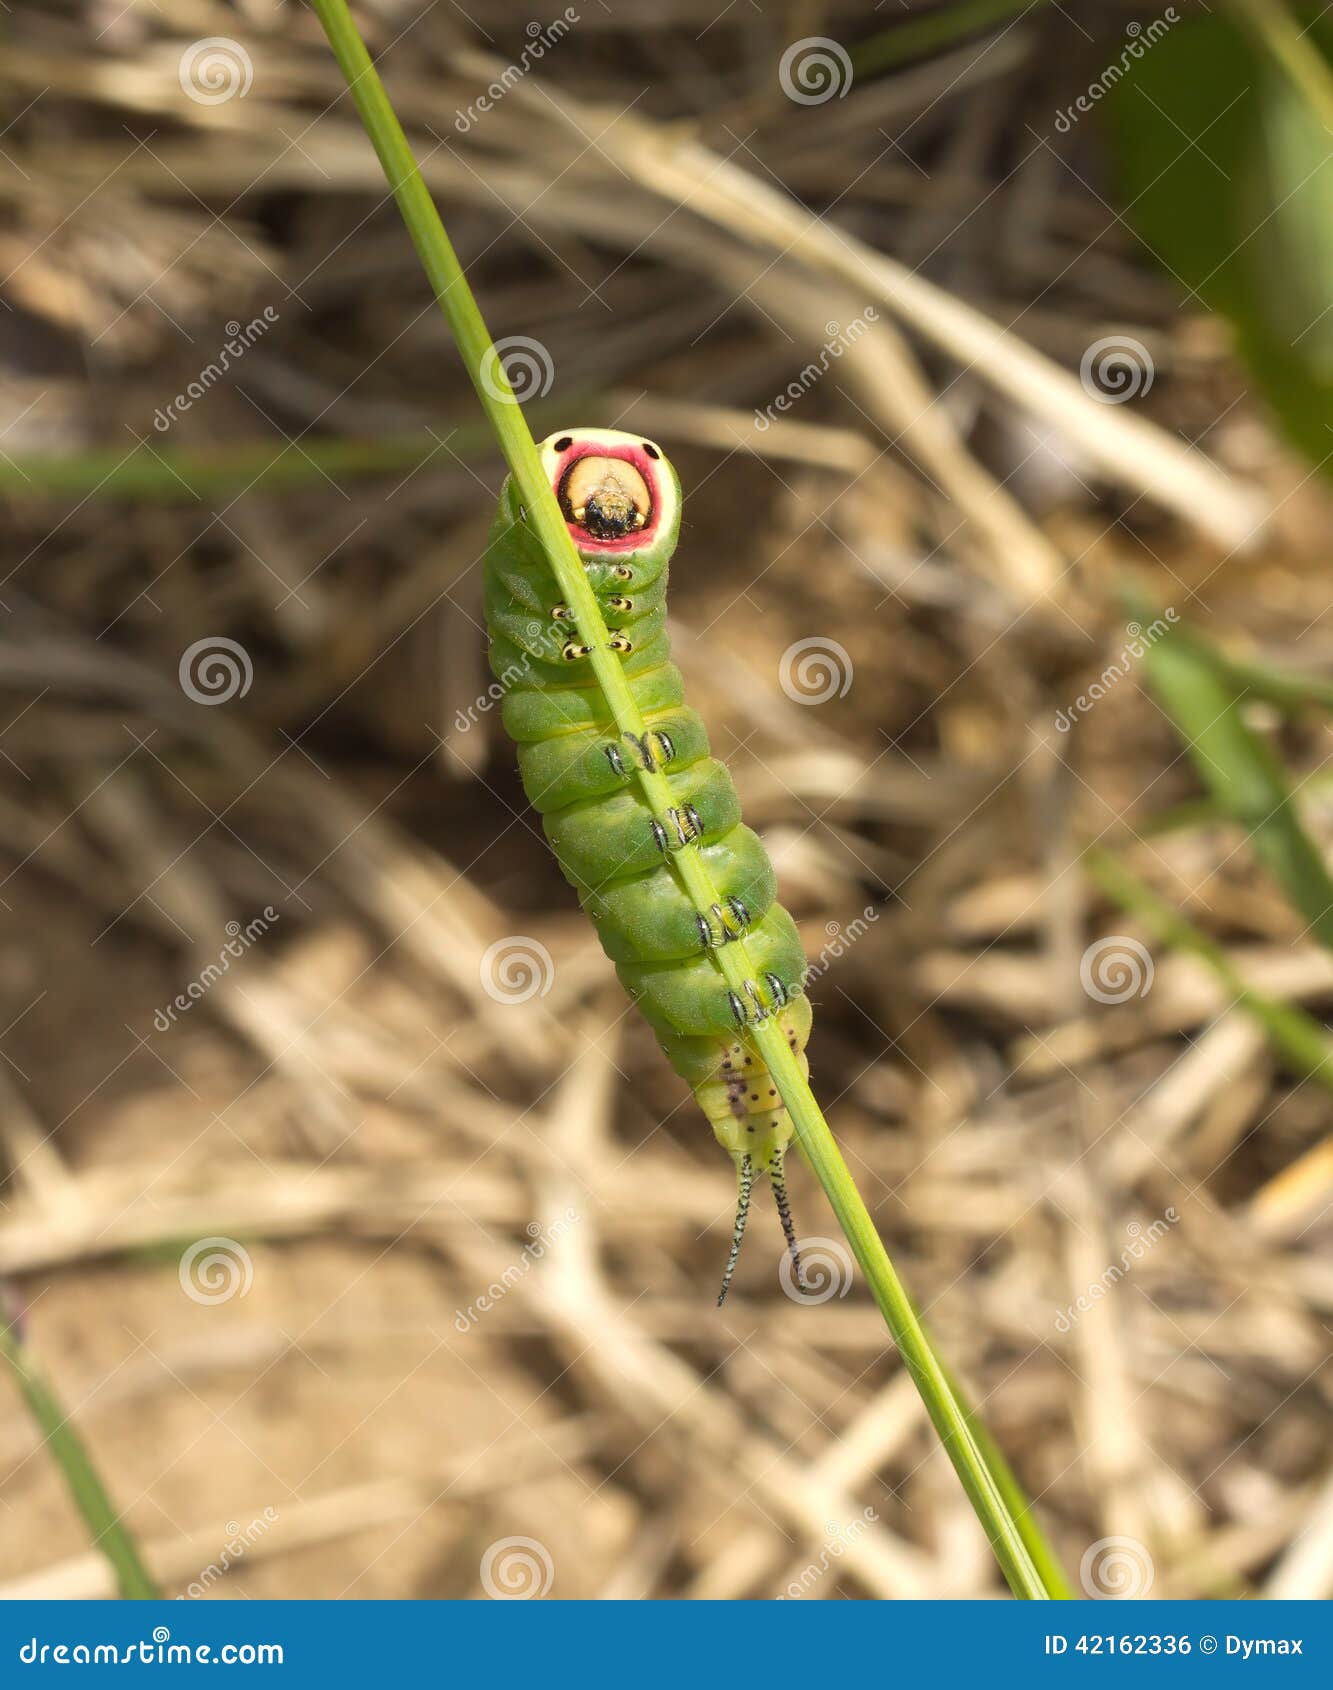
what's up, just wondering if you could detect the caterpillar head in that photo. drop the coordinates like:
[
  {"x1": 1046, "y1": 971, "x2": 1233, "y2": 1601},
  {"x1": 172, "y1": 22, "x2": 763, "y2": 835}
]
[{"x1": 537, "y1": 428, "x2": 681, "y2": 560}]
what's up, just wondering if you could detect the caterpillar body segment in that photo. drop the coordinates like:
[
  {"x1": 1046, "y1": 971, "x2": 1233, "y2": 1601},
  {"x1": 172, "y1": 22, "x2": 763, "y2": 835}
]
[
  {"x1": 542, "y1": 759, "x2": 742, "y2": 885},
  {"x1": 482, "y1": 427, "x2": 811, "y2": 1299},
  {"x1": 513, "y1": 710, "x2": 707, "y2": 815},
  {"x1": 621, "y1": 905, "x2": 806, "y2": 1039},
  {"x1": 582, "y1": 830, "x2": 776, "y2": 963},
  {"x1": 501, "y1": 661, "x2": 688, "y2": 743}
]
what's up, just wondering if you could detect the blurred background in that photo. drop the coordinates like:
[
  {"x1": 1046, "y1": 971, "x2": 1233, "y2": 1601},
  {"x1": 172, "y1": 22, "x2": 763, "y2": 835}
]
[{"x1": 2, "y1": 0, "x2": 1332, "y2": 1601}]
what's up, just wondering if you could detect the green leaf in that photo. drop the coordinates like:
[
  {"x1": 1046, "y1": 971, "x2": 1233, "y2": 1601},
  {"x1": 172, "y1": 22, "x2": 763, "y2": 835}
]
[
  {"x1": 1, "y1": 1315, "x2": 158, "y2": 1599},
  {"x1": 1105, "y1": 11, "x2": 1333, "y2": 467},
  {"x1": 1142, "y1": 621, "x2": 1333, "y2": 953}
]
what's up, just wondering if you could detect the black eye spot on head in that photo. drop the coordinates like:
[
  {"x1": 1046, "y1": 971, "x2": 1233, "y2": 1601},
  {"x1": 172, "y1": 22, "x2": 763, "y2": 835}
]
[
  {"x1": 554, "y1": 436, "x2": 573, "y2": 452},
  {"x1": 642, "y1": 442, "x2": 660, "y2": 459}
]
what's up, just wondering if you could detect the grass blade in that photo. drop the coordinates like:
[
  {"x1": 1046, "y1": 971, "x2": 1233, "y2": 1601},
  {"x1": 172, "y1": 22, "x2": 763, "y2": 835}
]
[
  {"x1": 855, "y1": 0, "x2": 1053, "y2": 76},
  {"x1": 1225, "y1": 0, "x2": 1333, "y2": 135},
  {"x1": 0, "y1": 407, "x2": 582, "y2": 502},
  {"x1": 1085, "y1": 845, "x2": 1333, "y2": 1089},
  {"x1": 1, "y1": 1307, "x2": 158, "y2": 1600},
  {"x1": 1142, "y1": 623, "x2": 1333, "y2": 952}
]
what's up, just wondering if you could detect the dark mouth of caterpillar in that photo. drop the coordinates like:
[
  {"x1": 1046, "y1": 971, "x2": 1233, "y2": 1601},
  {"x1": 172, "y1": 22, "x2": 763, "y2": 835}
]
[
  {"x1": 581, "y1": 491, "x2": 636, "y2": 540},
  {"x1": 557, "y1": 451, "x2": 655, "y2": 546}
]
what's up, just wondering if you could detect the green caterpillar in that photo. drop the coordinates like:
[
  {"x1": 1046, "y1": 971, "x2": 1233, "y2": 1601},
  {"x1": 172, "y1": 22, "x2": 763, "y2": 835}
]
[{"x1": 483, "y1": 427, "x2": 812, "y2": 1300}]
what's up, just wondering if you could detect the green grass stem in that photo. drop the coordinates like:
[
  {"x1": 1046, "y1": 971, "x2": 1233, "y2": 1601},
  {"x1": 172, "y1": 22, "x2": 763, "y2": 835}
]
[
  {"x1": 853, "y1": 0, "x2": 1053, "y2": 76},
  {"x1": 1, "y1": 1312, "x2": 158, "y2": 1599},
  {"x1": 1225, "y1": 0, "x2": 1333, "y2": 133},
  {"x1": 1142, "y1": 624, "x2": 1333, "y2": 954},
  {"x1": 0, "y1": 410, "x2": 575, "y2": 502},
  {"x1": 1085, "y1": 846, "x2": 1333, "y2": 1089}
]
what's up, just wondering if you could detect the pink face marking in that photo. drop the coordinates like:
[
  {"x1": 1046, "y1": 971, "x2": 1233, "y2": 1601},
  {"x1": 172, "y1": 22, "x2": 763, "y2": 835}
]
[{"x1": 552, "y1": 440, "x2": 661, "y2": 552}]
